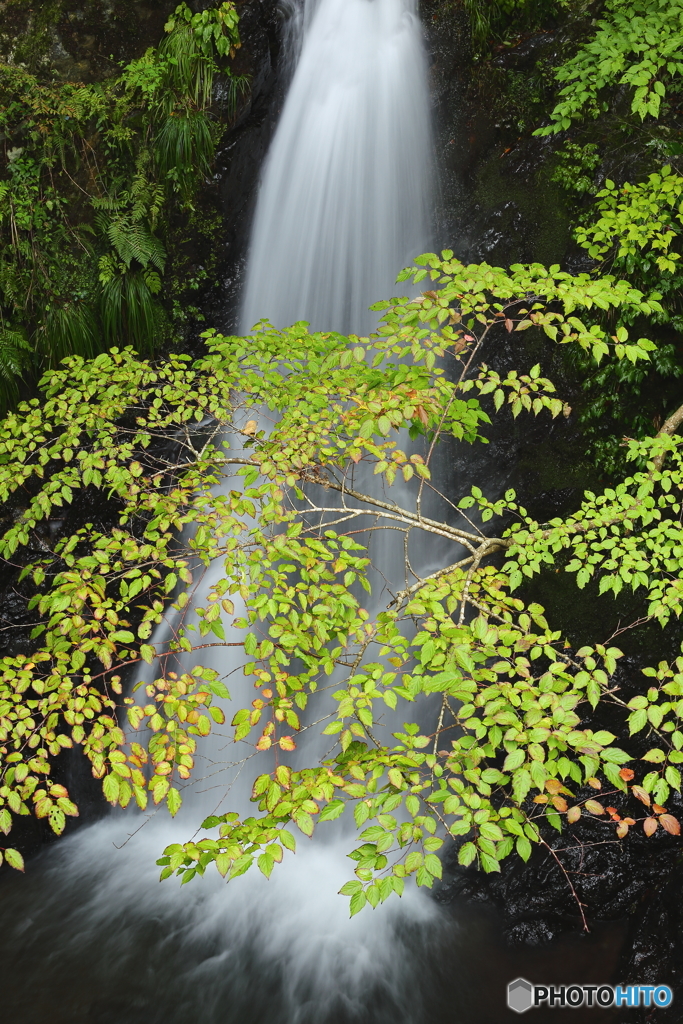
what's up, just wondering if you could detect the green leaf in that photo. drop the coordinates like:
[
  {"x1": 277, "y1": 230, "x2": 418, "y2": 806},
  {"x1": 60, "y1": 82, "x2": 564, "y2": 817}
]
[
  {"x1": 294, "y1": 811, "x2": 314, "y2": 837},
  {"x1": 340, "y1": 880, "x2": 363, "y2": 896},
  {"x1": 515, "y1": 836, "x2": 532, "y2": 862},
  {"x1": 458, "y1": 842, "x2": 477, "y2": 867},
  {"x1": 5, "y1": 848, "x2": 24, "y2": 871},
  {"x1": 279, "y1": 829, "x2": 296, "y2": 852},
  {"x1": 140, "y1": 644, "x2": 156, "y2": 664},
  {"x1": 167, "y1": 787, "x2": 182, "y2": 816},
  {"x1": 319, "y1": 799, "x2": 345, "y2": 822},
  {"x1": 102, "y1": 774, "x2": 121, "y2": 804},
  {"x1": 503, "y1": 749, "x2": 525, "y2": 772},
  {"x1": 349, "y1": 891, "x2": 367, "y2": 916}
]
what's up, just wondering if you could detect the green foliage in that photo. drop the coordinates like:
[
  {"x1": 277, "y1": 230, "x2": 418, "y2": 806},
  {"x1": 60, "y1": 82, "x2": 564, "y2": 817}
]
[
  {"x1": 575, "y1": 344, "x2": 683, "y2": 476},
  {"x1": 550, "y1": 141, "x2": 601, "y2": 195},
  {"x1": 536, "y1": 0, "x2": 683, "y2": 135},
  {"x1": 577, "y1": 166, "x2": 683, "y2": 272},
  {"x1": 0, "y1": 3, "x2": 246, "y2": 403},
  {"x1": 0, "y1": 251, "x2": 679, "y2": 903},
  {"x1": 570, "y1": 166, "x2": 683, "y2": 472},
  {"x1": 161, "y1": 1, "x2": 242, "y2": 109},
  {"x1": 464, "y1": 0, "x2": 563, "y2": 51},
  {"x1": 0, "y1": 325, "x2": 30, "y2": 410}
]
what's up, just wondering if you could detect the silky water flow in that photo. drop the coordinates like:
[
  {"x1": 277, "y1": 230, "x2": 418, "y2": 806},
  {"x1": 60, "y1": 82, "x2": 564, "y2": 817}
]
[{"x1": 0, "y1": 2, "x2": 459, "y2": 1023}]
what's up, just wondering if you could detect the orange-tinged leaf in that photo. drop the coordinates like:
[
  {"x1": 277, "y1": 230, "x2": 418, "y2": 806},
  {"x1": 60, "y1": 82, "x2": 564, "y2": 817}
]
[
  {"x1": 551, "y1": 796, "x2": 568, "y2": 812},
  {"x1": 279, "y1": 736, "x2": 296, "y2": 751},
  {"x1": 567, "y1": 806, "x2": 581, "y2": 824},
  {"x1": 255, "y1": 736, "x2": 272, "y2": 751},
  {"x1": 585, "y1": 799, "x2": 605, "y2": 815},
  {"x1": 587, "y1": 777, "x2": 602, "y2": 789},
  {"x1": 616, "y1": 822, "x2": 629, "y2": 838},
  {"x1": 653, "y1": 803, "x2": 667, "y2": 815},
  {"x1": 619, "y1": 768, "x2": 635, "y2": 781},
  {"x1": 533, "y1": 794, "x2": 548, "y2": 804},
  {"x1": 659, "y1": 814, "x2": 680, "y2": 835},
  {"x1": 632, "y1": 786, "x2": 651, "y2": 806},
  {"x1": 643, "y1": 816, "x2": 658, "y2": 836},
  {"x1": 622, "y1": 817, "x2": 636, "y2": 826}
]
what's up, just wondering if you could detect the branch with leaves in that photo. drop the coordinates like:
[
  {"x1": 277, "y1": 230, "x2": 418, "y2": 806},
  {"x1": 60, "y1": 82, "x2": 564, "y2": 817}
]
[{"x1": 0, "y1": 252, "x2": 679, "y2": 922}]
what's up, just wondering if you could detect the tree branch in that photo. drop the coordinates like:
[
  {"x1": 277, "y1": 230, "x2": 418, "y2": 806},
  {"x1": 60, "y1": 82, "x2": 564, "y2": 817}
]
[{"x1": 653, "y1": 400, "x2": 683, "y2": 470}]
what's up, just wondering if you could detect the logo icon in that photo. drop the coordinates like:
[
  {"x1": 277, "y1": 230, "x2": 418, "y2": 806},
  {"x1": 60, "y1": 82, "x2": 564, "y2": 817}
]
[
  {"x1": 508, "y1": 978, "x2": 534, "y2": 1014},
  {"x1": 506, "y1": 979, "x2": 673, "y2": 1011}
]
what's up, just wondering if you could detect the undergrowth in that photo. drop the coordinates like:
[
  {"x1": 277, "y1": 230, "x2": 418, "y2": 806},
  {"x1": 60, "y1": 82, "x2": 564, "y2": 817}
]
[{"x1": 0, "y1": 2, "x2": 248, "y2": 410}]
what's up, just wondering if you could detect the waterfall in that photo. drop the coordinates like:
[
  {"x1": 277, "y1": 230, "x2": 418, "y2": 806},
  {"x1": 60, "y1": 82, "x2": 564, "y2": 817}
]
[
  {"x1": 241, "y1": 0, "x2": 433, "y2": 336},
  {"x1": 0, "y1": 3, "x2": 444, "y2": 1021}
]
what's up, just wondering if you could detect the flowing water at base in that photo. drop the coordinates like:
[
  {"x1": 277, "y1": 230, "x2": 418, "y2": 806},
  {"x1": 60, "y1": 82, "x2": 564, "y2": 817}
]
[{"x1": 0, "y1": 824, "x2": 626, "y2": 1024}]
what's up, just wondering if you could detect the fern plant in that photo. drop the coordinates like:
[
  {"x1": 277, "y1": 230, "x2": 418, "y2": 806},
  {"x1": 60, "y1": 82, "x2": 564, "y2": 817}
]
[
  {"x1": 0, "y1": 324, "x2": 30, "y2": 411},
  {"x1": 0, "y1": 3, "x2": 247, "y2": 401}
]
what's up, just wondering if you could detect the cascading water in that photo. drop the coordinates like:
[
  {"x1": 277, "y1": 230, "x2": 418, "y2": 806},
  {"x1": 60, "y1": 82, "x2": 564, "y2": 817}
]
[
  {"x1": 0, "y1": 3, "x2": 452, "y2": 1023},
  {"x1": 241, "y1": 0, "x2": 433, "y2": 336}
]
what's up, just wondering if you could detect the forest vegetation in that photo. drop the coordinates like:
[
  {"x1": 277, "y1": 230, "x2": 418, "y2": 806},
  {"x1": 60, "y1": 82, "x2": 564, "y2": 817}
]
[{"x1": 0, "y1": 0, "x2": 682, "y2": 933}]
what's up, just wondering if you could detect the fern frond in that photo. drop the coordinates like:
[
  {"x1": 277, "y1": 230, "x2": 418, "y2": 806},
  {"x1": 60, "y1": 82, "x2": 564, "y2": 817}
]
[
  {"x1": 105, "y1": 220, "x2": 166, "y2": 272},
  {"x1": 0, "y1": 325, "x2": 29, "y2": 412}
]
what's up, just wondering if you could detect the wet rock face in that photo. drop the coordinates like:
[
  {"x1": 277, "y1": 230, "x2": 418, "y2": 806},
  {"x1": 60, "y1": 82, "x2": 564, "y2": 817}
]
[
  {"x1": 0, "y1": 0, "x2": 180, "y2": 81},
  {"x1": 438, "y1": 822, "x2": 683, "y2": 1022},
  {"x1": 208, "y1": 0, "x2": 283, "y2": 329},
  {"x1": 421, "y1": 2, "x2": 575, "y2": 270},
  {"x1": 0, "y1": 1, "x2": 278, "y2": 88}
]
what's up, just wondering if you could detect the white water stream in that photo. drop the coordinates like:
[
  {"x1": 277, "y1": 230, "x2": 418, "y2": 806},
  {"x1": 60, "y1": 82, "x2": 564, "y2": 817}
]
[
  {"x1": 1, "y1": 3, "x2": 448, "y2": 1021},
  {"x1": 241, "y1": 0, "x2": 433, "y2": 335}
]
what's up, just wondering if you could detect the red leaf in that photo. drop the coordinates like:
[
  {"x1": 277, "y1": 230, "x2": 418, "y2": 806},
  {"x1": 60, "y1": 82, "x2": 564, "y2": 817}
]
[
  {"x1": 659, "y1": 814, "x2": 681, "y2": 836},
  {"x1": 545, "y1": 779, "x2": 564, "y2": 794}
]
